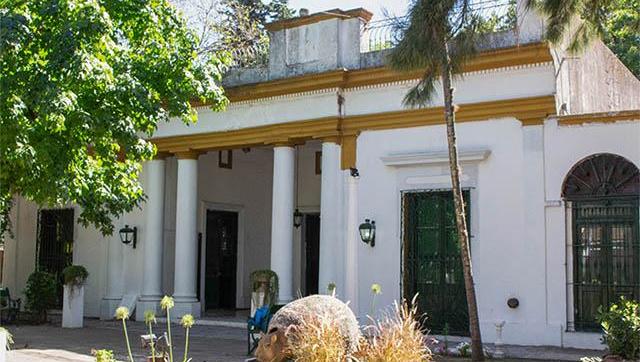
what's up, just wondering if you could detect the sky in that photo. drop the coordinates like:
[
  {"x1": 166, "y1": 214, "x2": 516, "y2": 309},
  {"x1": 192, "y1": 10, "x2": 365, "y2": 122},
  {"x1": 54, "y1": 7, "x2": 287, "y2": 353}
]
[{"x1": 287, "y1": 0, "x2": 409, "y2": 20}]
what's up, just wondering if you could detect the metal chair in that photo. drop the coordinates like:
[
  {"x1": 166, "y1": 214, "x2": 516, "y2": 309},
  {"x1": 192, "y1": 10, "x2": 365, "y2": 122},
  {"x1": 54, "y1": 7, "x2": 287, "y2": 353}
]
[{"x1": 0, "y1": 287, "x2": 21, "y2": 324}]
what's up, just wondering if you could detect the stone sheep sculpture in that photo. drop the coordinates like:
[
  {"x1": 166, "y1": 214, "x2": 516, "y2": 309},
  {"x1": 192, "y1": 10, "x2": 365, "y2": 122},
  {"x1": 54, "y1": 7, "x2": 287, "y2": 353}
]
[{"x1": 255, "y1": 294, "x2": 360, "y2": 362}]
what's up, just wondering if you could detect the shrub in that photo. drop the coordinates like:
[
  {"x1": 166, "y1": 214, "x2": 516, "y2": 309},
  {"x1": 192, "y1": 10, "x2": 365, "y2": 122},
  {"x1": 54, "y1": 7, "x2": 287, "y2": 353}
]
[
  {"x1": 62, "y1": 265, "x2": 89, "y2": 286},
  {"x1": 597, "y1": 297, "x2": 640, "y2": 359},
  {"x1": 24, "y1": 270, "x2": 57, "y2": 323}
]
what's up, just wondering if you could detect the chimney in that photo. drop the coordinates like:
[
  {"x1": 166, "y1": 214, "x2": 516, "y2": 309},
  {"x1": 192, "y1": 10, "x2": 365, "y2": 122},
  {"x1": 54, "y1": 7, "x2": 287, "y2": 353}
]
[{"x1": 265, "y1": 8, "x2": 373, "y2": 79}]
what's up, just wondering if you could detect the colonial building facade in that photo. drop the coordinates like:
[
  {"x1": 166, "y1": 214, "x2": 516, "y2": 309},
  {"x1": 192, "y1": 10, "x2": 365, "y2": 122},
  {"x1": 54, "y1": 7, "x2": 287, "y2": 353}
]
[{"x1": 3, "y1": 3, "x2": 640, "y2": 349}]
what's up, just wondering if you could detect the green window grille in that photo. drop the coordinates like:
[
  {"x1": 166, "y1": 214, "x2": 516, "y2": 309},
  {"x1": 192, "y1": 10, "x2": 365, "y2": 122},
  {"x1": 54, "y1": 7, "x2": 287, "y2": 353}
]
[{"x1": 562, "y1": 153, "x2": 640, "y2": 332}]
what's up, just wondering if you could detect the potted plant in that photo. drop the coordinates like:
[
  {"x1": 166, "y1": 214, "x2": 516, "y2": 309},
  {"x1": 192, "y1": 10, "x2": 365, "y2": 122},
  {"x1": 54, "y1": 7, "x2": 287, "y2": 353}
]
[
  {"x1": 250, "y1": 270, "x2": 278, "y2": 306},
  {"x1": 62, "y1": 265, "x2": 88, "y2": 328}
]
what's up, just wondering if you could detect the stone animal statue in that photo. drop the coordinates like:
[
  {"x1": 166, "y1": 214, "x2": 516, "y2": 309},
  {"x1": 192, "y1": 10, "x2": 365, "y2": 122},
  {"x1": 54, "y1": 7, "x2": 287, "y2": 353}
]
[{"x1": 255, "y1": 295, "x2": 360, "y2": 362}]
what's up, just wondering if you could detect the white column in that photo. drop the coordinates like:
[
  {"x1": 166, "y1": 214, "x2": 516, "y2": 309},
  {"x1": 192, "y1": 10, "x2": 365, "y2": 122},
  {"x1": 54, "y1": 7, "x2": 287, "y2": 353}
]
[
  {"x1": 318, "y1": 142, "x2": 343, "y2": 295},
  {"x1": 344, "y1": 172, "x2": 359, "y2": 313},
  {"x1": 270, "y1": 146, "x2": 295, "y2": 303},
  {"x1": 136, "y1": 159, "x2": 166, "y2": 320},
  {"x1": 100, "y1": 231, "x2": 123, "y2": 319},
  {"x1": 172, "y1": 153, "x2": 201, "y2": 318}
]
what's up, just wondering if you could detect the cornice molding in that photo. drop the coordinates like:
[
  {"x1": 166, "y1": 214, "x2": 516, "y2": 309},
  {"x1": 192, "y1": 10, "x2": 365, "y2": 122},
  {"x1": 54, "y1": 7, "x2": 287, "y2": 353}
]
[
  {"x1": 265, "y1": 8, "x2": 373, "y2": 32},
  {"x1": 556, "y1": 110, "x2": 640, "y2": 126},
  {"x1": 381, "y1": 148, "x2": 491, "y2": 167},
  {"x1": 153, "y1": 95, "x2": 557, "y2": 162},
  {"x1": 221, "y1": 43, "x2": 552, "y2": 103}
]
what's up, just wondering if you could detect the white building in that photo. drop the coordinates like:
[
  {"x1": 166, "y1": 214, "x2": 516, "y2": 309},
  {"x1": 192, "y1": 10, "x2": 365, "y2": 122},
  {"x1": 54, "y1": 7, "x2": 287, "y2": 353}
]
[{"x1": 3, "y1": 3, "x2": 640, "y2": 349}]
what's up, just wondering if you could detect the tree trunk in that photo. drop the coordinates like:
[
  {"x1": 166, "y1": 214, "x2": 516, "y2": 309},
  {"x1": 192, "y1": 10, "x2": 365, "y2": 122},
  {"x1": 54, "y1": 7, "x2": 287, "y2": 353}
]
[{"x1": 442, "y1": 42, "x2": 484, "y2": 361}]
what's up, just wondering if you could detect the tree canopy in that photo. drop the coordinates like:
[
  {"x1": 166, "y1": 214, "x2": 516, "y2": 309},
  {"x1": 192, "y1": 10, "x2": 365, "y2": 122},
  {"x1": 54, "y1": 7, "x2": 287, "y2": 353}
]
[
  {"x1": 603, "y1": 0, "x2": 639, "y2": 78},
  {"x1": 0, "y1": 0, "x2": 228, "y2": 237}
]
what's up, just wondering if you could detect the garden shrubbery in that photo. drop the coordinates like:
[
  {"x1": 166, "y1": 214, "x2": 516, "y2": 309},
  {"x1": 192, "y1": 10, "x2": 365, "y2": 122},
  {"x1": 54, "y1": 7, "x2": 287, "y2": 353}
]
[
  {"x1": 24, "y1": 270, "x2": 57, "y2": 323},
  {"x1": 598, "y1": 297, "x2": 640, "y2": 360}
]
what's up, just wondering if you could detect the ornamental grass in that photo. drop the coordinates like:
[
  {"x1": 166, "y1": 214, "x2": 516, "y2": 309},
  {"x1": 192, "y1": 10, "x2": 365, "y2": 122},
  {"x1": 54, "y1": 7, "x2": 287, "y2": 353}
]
[
  {"x1": 285, "y1": 312, "x2": 350, "y2": 362},
  {"x1": 356, "y1": 296, "x2": 432, "y2": 362}
]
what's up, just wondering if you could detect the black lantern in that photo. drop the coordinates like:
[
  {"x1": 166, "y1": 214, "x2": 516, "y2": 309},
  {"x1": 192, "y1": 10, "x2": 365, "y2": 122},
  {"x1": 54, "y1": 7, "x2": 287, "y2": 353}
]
[
  {"x1": 359, "y1": 219, "x2": 376, "y2": 247},
  {"x1": 293, "y1": 209, "x2": 303, "y2": 228},
  {"x1": 119, "y1": 225, "x2": 137, "y2": 248}
]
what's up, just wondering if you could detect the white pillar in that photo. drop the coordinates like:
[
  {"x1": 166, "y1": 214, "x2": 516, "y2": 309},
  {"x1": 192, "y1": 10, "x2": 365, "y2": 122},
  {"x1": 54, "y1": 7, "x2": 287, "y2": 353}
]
[
  {"x1": 270, "y1": 146, "x2": 295, "y2": 303},
  {"x1": 318, "y1": 142, "x2": 343, "y2": 295},
  {"x1": 100, "y1": 231, "x2": 123, "y2": 319},
  {"x1": 136, "y1": 159, "x2": 166, "y2": 320},
  {"x1": 172, "y1": 153, "x2": 201, "y2": 318},
  {"x1": 344, "y1": 172, "x2": 359, "y2": 314}
]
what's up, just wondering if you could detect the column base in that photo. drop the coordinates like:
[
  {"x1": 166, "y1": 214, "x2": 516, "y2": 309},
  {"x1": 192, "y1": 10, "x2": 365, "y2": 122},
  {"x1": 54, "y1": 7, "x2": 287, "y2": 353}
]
[
  {"x1": 172, "y1": 297, "x2": 201, "y2": 319},
  {"x1": 100, "y1": 297, "x2": 121, "y2": 320},
  {"x1": 135, "y1": 295, "x2": 164, "y2": 320}
]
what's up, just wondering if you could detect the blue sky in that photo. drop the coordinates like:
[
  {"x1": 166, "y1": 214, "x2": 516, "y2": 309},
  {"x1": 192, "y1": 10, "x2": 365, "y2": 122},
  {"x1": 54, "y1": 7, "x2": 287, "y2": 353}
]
[{"x1": 287, "y1": 0, "x2": 409, "y2": 20}]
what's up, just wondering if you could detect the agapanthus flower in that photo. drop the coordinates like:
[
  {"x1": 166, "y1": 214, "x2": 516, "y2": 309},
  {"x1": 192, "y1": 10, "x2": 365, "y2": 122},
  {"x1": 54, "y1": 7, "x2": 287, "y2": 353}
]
[
  {"x1": 144, "y1": 310, "x2": 156, "y2": 324},
  {"x1": 160, "y1": 295, "x2": 174, "y2": 310},
  {"x1": 115, "y1": 306, "x2": 130, "y2": 320},
  {"x1": 371, "y1": 283, "x2": 382, "y2": 295},
  {"x1": 181, "y1": 314, "x2": 195, "y2": 329}
]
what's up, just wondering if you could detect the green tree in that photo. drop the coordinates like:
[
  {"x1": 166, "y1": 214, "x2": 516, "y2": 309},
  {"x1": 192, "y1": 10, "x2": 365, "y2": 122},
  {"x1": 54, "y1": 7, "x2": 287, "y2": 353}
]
[
  {"x1": 603, "y1": 0, "x2": 639, "y2": 78},
  {"x1": 174, "y1": 0, "x2": 294, "y2": 65},
  {"x1": 388, "y1": 0, "x2": 514, "y2": 359},
  {"x1": 0, "y1": 0, "x2": 228, "y2": 237}
]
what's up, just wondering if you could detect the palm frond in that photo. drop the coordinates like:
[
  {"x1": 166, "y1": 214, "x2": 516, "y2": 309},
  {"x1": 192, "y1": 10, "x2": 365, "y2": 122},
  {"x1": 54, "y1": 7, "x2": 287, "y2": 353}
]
[{"x1": 403, "y1": 71, "x2": 439, "y2": 108}]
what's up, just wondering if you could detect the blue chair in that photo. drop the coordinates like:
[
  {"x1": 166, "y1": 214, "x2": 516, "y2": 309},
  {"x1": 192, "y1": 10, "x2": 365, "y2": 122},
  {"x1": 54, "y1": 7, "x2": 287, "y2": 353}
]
[{"x1": 247, "y1": 304, "x2": 283, "y2": 355}]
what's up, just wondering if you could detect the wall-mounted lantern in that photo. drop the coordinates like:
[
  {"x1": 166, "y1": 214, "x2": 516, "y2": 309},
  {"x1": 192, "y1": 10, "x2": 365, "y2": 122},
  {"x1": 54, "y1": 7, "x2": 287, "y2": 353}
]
[
  {"x1": 359, "y1": 219, "x2": 376, "y2": 247},
  {"x1": 119, "y1": 225, "x2": 137, "y2": 249},
  {"x1": 293, "y1": 209, "x2": 303, "y2": 229}
]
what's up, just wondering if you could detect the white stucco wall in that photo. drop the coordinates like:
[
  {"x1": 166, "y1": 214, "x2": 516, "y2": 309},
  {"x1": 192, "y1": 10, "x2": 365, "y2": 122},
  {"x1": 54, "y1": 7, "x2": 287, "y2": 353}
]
[{"x1": 351, "y1": 116, "x2": 639, "y2": 349}]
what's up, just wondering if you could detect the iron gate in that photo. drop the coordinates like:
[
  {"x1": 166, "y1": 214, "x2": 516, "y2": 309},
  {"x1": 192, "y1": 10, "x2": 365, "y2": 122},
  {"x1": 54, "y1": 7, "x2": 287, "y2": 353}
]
[
  {"x1": 571, "y1": 198, "x2": 639, "y2": 331},
  {"x1": 403, "y1": 190, "x2": 470, "y2": 336}
]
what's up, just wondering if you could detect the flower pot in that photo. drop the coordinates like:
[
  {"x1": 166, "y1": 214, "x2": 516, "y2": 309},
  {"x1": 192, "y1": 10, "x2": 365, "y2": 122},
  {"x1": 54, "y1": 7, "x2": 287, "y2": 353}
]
[{"x1": 62, "y1": 284, "x2": 84, "y2": 328}]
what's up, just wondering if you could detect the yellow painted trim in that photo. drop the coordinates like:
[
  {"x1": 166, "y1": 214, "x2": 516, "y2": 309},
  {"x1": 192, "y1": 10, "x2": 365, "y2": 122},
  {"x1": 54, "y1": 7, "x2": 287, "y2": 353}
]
[
  {"x1": 341, "y1": 95, "x2": 556, "y2": 134},
  {"x1": 175, "y1": 151, "x2": 201, "y2": 160},
  {"x1": 154, "y1": 116, "x2": 340, "y2": 154},
  {"x1": 265, "y1": 8, "x2": 373, "y2": 32},
  {"x1": 222, "y1": 43, "x2": 552, "y2": 103},
  {"x1": 556, "y1": 110, "x2": 640, "y2": 126},
  {"x1": 154, "y1": 95, "x2": 557, "y2": 171},
  {"x1": 341, "y1": 134, "x2": 358, "y2": 170}
]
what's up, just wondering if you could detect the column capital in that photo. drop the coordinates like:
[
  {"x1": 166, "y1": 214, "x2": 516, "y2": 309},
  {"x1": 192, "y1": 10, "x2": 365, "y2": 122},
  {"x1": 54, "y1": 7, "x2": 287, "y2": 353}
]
[
  {"x1": 320, "y1": 135, "x2": 341, "y2": 144},
  {"x1": 175, "y1": 150, "x2": 201, "y2": 160},
  {"x1": 271, "y1": 141, "x2": 297, "y2": 148},
  {"x1": 153, "y1": 151, "x2": 172, "y2": 160}
]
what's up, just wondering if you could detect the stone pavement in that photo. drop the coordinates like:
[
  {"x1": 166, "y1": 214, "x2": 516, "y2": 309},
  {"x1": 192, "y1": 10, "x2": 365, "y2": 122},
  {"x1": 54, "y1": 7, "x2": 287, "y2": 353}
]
[
  {"x1": 7, "y1": 319, "x2": 247, "y2": 362},
  {"x1": 5, "y1": 319, "x2": 603, "y2": 362}
]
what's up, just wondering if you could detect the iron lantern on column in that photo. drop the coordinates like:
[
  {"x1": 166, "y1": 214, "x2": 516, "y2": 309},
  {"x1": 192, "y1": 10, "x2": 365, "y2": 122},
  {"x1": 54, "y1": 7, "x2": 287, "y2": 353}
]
[
  {"x1": 119, "y1": 225, "x2": 137, "y2": 249},
  {"x1": 293, "y1": 209, "x2": 303, "y2": 228},
  {"x1": 359, "y1": 219, "x2": 376, "y2": 247}
]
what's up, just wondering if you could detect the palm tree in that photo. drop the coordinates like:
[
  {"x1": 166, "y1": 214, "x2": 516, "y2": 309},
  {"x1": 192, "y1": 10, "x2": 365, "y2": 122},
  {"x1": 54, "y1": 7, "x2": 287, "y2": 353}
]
[{"x1": 388, "y1": 1, "x2": 512, "y2": 360}]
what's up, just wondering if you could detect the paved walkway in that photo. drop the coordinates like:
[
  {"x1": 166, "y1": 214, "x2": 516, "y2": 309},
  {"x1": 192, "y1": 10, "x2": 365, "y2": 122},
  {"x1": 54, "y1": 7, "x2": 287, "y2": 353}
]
[
  {"x1": 7, "y1": 319, "x2": 247, "y2": 362},
  {"x1": 5, "y1": 319, "x2": 603, "y2": 362}
]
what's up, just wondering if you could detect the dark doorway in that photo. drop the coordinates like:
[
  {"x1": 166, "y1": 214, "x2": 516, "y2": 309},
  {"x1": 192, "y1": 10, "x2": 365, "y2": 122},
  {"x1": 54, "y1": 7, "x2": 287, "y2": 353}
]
[
  {"x1": 36, "y1": 208, "x2": 74, "y2": 308},
  {"x1": 204, "y1": 210, "x2": 238, "y2": 310},
  {"x1": 403, "y1": 190, "x2": 470, "y2": 336},
  {"x1": 304, "y1": 214, "x2": 320, "y2": 296}
]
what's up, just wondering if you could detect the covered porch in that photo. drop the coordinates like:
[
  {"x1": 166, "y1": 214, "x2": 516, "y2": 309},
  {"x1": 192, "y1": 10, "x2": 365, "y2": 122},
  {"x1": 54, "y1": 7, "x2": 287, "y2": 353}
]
[{"x1": 101, "y1": 132, "x2": 359, "y2": 320}]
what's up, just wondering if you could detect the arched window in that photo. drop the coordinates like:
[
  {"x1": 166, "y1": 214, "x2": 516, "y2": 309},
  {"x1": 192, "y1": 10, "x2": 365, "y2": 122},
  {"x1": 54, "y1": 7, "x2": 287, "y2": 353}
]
[{"x1": 562, "y1": 153, "x2": 640, "y2": 331}]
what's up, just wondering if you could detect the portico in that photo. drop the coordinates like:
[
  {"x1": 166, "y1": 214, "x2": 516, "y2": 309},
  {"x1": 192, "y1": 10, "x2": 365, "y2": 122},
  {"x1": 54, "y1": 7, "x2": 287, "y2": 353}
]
[{"x1": 100, "y1": 133, "x2": 354, "y2": 320}]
